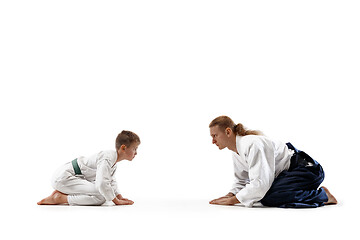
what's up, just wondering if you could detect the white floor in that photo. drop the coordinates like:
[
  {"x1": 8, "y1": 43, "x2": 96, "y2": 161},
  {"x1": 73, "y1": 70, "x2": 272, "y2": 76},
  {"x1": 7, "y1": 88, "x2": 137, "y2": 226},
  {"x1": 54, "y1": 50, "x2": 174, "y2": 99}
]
[{"x1": 3, "y1": 196, "x2": 356, "y2": 240}]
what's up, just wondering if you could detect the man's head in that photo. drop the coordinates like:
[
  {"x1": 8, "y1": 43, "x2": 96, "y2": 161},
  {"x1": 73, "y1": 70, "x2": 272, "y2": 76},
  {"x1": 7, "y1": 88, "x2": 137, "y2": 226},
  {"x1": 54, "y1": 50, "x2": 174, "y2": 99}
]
[
  {"x1": 209, "y1": 116, "x2": 236, "y2": 150},
  {"x1": 209, "y1": 115, "x2": 262, "y2": 150}
]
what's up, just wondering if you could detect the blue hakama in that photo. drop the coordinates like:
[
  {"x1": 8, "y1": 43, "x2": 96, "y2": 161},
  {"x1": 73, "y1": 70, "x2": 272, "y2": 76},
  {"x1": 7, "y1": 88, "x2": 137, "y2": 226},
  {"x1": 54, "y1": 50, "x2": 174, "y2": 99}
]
[{"x1": 261, "y1": 143, "x2": 328, "y2": 208}]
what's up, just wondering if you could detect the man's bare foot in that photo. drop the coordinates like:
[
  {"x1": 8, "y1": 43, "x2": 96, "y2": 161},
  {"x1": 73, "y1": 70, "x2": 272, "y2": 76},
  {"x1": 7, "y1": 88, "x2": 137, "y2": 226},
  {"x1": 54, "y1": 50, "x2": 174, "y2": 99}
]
[
  {"x1": 321, "y1": 186, "x2": 338, "y2": 205},
  {"x1": 37, "y1": 190, "x2": 68, "y2": 205}
]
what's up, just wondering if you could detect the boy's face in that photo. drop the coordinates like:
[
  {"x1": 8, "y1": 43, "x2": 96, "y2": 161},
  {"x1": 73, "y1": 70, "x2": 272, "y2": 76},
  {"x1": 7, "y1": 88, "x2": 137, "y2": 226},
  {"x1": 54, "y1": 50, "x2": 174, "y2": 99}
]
[{"x1": 123, "y1": 142, "x2": 140, "y2": 161}]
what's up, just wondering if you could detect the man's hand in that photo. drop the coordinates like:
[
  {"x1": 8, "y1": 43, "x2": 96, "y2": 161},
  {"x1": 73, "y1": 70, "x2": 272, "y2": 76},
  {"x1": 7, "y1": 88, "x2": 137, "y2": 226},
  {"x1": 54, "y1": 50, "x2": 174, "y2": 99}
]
[
  {"x1": 209, "y1": 195, "x2": 239, "y2": 205},
  {"x1": 209, "y1": 192, "x2": 235, "y2": 204}
]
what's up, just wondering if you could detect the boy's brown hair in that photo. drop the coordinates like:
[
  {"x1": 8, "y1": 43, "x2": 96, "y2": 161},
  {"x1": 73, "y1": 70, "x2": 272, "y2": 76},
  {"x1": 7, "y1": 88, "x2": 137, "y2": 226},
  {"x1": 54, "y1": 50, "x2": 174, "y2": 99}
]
[{"x1": 115, "y1": 130, "x2": 141, "y2": 150}]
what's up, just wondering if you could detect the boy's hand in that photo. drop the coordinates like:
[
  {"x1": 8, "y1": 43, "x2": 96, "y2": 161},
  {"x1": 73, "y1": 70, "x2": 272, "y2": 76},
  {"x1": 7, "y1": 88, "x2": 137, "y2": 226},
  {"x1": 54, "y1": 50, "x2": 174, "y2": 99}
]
[
  {"x1": 113, "y1": 195, "x2": 134, "y2": 205},
  {"x1": 116, "y1": 194, "x2": 134, "y2": 203}
]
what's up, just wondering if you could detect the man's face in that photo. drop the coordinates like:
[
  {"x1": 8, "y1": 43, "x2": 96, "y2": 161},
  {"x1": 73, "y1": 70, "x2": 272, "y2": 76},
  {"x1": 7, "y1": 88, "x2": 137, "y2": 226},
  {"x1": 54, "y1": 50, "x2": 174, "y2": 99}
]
[{"x1": 210, "y1": 125, "x2": 228, "y2": 150}]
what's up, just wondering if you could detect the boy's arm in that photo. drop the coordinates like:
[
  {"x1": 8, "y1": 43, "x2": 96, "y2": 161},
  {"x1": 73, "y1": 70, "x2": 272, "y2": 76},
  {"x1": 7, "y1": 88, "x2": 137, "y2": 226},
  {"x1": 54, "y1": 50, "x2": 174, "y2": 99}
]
[
  {"x1": 95, "y1": 160, "x2": 117, "y2": 201},
  {"x1": 111, "y1": 173, "x2": 134, "y2": 203},
  {"x1": 111, "y1": 176, "x2": 121, "y2": 197},
  {"x1": 96, "y1": 159, "x2": 134, "y2": 205}
]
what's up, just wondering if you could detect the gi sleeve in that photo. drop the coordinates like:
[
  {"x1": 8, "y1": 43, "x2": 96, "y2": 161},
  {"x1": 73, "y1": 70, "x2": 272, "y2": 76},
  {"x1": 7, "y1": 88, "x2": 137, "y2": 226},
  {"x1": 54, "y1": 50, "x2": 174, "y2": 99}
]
[
  {"x1": 111, "y1": 174, "x2": 120, "y2": 197},
  {"x1": 95, "y1": 159, "x2": 117, "y2": 201},
  {"x1": 229, "y1": 154, "x2": 249, "y2": 195},
  {"x1": 235, "y1": 142, "x2": 275, "y2": 207}
]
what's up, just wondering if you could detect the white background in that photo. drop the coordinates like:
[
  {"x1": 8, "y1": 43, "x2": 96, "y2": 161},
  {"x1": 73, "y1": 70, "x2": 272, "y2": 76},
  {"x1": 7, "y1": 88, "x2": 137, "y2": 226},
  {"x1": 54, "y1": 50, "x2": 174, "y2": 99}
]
[{"x1": 1, "y1": 1, "x2": 359, "y2": 239}]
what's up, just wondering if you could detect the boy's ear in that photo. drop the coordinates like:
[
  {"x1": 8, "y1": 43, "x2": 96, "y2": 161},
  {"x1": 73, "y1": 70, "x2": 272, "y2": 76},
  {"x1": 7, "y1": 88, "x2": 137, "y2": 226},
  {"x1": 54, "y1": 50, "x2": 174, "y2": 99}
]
[{"x1": 121, "y1": 144, "x2": 127, "y2": 151}]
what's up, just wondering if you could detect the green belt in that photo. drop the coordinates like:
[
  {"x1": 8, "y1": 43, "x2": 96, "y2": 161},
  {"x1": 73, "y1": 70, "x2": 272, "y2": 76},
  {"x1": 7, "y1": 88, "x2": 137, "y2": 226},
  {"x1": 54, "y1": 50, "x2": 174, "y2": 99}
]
[{"x1": 71, "y1": 158, "x2": 82, "y2": 175}]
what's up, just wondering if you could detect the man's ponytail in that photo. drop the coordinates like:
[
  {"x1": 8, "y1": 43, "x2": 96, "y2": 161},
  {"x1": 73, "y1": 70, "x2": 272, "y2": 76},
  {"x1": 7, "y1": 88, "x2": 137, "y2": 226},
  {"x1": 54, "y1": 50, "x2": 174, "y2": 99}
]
[
  {"x1": 210, "y1": 116, "x2": 262, "y2": 136},
  {"x1": 233, "y1": 123, "x2": 262, "y2": 136}
]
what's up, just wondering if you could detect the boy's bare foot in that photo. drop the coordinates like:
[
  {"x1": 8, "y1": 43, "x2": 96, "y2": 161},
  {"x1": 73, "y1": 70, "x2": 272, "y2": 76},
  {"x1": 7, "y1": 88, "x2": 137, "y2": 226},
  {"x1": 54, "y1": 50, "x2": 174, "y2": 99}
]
[
  {"x1": 321, "y1": 186, "x2": 338, "y2": 205},
  {"x1": 37, "y1": 190, "x2": 68, "y2": 205}
]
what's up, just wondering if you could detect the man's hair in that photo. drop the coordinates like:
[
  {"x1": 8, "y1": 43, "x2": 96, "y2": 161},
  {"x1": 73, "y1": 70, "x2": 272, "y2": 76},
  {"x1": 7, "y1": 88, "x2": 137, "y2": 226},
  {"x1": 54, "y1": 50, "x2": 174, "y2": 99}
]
[
  {"x1": 115, "y1": 130, "x2": 141, "y2": 150},
  {"x1": 209, "y1": 116, "x2": 262, "y2": 136}
]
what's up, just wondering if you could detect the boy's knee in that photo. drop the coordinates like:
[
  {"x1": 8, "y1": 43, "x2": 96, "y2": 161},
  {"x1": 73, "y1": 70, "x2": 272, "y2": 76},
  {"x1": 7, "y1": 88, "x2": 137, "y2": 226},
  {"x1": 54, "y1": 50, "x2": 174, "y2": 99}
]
[
  {"x1": 51, "y1": 179, "x2": 65, "y2": 192},
  {"x1": 91, "y1": 195, "x2": 106, "y2": 205}
]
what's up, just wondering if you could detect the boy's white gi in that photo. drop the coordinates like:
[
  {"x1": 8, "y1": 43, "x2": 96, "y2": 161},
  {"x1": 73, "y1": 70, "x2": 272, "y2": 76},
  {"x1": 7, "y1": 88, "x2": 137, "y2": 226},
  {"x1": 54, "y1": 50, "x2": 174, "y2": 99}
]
[
  {"x1": 51, "y1": 150, "x2": 120, "y2": 206},
  {"x1": 230, "y1": 135, "x2": 294, "y2": 207}
]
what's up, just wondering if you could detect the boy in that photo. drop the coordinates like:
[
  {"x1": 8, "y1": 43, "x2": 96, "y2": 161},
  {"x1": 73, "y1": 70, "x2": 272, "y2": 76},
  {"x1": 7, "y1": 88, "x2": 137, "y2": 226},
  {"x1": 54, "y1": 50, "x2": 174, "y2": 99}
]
[{"x1": 37, "y1": 130, "x2": 140, "y2": 206}]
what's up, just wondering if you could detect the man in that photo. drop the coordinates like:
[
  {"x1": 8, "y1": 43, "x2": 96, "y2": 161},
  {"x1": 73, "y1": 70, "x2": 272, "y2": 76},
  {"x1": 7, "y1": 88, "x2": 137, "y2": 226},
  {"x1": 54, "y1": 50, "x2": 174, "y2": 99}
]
[{"x1": 208, "y1": 116, "x2": 337, "y2": 208}]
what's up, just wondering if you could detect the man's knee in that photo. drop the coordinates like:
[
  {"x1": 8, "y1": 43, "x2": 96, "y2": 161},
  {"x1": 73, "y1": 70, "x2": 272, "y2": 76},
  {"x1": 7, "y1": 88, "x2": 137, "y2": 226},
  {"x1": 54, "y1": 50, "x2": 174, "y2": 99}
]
[{"x1": 261, "y1": 192, "x2": 283, "y2": 207}]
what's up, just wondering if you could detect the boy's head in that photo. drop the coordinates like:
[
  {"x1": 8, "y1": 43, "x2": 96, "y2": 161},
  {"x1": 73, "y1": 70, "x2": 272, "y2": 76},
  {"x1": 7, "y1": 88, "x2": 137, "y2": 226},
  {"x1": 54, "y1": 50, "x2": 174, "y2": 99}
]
[
  {"x1": 115, "y1": 130, "x2": 141, "y2": 160},
  {"x1": 116, "y1": 130, "x2": 141, "y2": 149}
]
